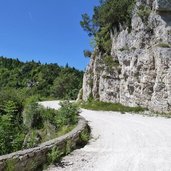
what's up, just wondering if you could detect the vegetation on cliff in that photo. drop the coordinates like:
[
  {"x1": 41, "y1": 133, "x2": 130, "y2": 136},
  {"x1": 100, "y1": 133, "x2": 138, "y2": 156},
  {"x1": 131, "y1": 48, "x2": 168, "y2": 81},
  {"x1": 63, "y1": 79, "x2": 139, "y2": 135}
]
[{"x1": 80, "y1": 0, "x2": 135, "y2": 54}]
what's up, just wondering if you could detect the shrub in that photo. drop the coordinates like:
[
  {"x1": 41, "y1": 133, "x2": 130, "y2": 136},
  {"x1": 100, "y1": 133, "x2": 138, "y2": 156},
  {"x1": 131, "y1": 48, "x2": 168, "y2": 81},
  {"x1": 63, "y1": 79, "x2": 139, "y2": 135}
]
[
  {"x1": 0, "y1": 114, "x2": 26, "y2": 155},
  {"x1": 47, "y1": 147, "x2": 64, "y2": 164},
  {"x1": 55, "y1": 101, "x2": 79, "y2": 128},
  {"x1": 103, "y1": 55, "x2": 120, "y2": 69},
  {"x1": 23, "y1": 130, "x2": 41, "y2": 148},
  {"x1": 65, "y1": 140, "x2": 72, "y2": 155},
  {"x1": 83, "y1": 50, "x2": 92, "y2": 58},
  {"x1": 137, "y1": 5, "x2": 151, "y2": 23},
  {"x1": 80, "y1": 128, "x2": 90, "y2": 144},
  {"x1": 5, "y1": 159, "x2": 16, "y2": 171},
  {"x1": 23, "y1": 102, "x2": 43, "y2": 129}
]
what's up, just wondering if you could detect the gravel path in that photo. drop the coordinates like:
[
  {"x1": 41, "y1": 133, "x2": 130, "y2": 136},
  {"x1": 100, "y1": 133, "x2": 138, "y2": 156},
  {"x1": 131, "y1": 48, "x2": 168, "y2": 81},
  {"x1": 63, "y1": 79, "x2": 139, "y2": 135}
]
[{"x1": 40, "y1": 101, "x2": 171, "y2": 171}]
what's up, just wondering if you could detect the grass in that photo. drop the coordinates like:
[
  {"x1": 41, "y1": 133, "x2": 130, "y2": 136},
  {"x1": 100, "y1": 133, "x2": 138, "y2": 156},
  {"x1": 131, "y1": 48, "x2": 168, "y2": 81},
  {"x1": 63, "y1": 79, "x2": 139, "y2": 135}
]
[
  {"x1": 81, "y1": 100, "x2": 171, "y2": 118},
  {"x1": 137, "y1": 4, "x2": 151, "y2": 22},
  {"x1": 55, "y1": 125, "x2": 76, "y2": 137},
  {"x1": 47, "y1": 147, "x2": 64, "y2": 164},
  {"x1": 81, "y1": 100, "x2": 146, "y2": 113},
  {"x1": 79, "y1": 128, "x2": 90, "y2": 144},
  {"x1": 76, "y1": 127, "x2": 91, "y2": 148},
  {"x1": 157, "y1": 43, "x2": 171, "y2": 48}
]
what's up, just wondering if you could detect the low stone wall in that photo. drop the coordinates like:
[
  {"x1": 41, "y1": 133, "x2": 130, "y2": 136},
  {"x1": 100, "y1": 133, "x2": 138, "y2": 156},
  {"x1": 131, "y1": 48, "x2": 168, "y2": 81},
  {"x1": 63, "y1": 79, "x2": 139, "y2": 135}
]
[{"x1": 0, "y1": 116, "x2": 89, "y2": 171}]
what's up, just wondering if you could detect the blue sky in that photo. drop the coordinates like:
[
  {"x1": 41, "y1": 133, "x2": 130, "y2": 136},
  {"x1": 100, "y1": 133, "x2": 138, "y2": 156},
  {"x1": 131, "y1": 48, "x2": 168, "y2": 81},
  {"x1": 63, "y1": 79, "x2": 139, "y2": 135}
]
[{"x1": 0, "y1": 0, "x2": 99, "y2": 70}]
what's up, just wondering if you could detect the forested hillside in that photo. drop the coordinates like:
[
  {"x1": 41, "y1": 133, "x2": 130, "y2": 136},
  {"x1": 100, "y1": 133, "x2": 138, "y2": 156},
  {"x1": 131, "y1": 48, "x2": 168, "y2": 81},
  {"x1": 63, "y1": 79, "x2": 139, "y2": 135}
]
[
  {"x1": 0, "y1": 56, "x2": 83, "y2": 155},
  {"x1": 0, "y1": 56, "x2": 83, "y2": 99}
]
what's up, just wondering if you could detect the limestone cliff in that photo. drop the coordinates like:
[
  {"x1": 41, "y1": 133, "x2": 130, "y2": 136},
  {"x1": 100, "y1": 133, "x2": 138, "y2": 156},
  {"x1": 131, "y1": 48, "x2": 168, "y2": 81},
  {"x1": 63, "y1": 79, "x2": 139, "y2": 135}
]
[{"x1": 82, "y1": 0, "x2": 171, "y2": 113}]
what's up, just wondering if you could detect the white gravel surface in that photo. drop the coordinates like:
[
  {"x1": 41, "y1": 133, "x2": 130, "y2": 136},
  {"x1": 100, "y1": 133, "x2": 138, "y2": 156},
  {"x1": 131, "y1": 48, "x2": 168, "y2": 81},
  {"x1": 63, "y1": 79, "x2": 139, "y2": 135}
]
[{"x1": 40, "y1": 101, "x2": 171, "y2": 171}]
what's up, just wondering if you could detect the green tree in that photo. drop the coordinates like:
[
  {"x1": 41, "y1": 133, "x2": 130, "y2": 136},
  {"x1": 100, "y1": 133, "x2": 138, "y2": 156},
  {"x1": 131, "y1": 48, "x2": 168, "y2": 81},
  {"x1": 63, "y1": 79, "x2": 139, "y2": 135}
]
[
  {"x1": 80, "y1": 0, "x2": 135, "y2": 53},
  {"x1": 51, "y1": 68, "x2": 83, "y2": 100}
]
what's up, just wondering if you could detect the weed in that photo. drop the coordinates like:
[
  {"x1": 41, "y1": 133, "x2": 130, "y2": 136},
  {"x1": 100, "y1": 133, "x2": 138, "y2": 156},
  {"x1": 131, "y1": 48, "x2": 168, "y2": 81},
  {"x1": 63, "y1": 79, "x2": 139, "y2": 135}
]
[
  {"x1": 47, "y1": 147, "x2": 64, "y2": 164},
  {"x1": 137, "y1": 5, "x2": 151, "y2": 23},
  {"x1": 65, "y1": 140, "x2": 72, "y2": 155},
  {"x1": 80, "y1": 128, "x2": 90, "y2": 144},
  {"x1": 5, "y1": 160, "x2": 16, "y2": 171}
]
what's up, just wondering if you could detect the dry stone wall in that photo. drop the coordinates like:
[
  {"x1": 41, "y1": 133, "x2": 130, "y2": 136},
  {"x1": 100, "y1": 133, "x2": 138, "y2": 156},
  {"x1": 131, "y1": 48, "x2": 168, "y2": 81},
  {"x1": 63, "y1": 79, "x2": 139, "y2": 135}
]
[{"x1": 0, "y1": 116, "x2": 88, "y2": 171}]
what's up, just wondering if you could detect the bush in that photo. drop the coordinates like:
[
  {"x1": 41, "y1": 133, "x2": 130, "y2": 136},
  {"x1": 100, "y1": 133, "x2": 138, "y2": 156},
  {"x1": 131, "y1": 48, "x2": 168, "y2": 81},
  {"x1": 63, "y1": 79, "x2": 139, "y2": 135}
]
[
  {"x1": 51, "y1": 69, "x2": 83, "y2": 100},
  {"x1": 23, "y1": 101, "x2": 79, "y2": 149},
  {"x1": 137, "y1": 5, "x2": 151, "y2": 22},
  {"x1": 79, "y1": 128, "x2": 90, "y2": 145},
  {"x1": 103, "y1": 55, "x2": 120, "y2": 70},
  {"x1": 23, "y1": 102, "x2": 43, "y2": 129},
  {"x1": 55, "y1": 101, "x2": 79, "y2": 128},
  {"x1": 47, "y1": 147, "x2": 64, "y2": 164},
  {"x1": 0, "y1": 114, "x2": 26, "y2": 155},
  {"x1": 83, "y1": 50, "x2": 92, "y2": 58}
]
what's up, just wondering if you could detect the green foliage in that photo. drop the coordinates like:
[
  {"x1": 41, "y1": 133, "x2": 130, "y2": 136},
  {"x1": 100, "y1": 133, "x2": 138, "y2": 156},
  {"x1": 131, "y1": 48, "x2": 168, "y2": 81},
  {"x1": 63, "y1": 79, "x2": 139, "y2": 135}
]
[
  {"x1": 23, "y1": 101, "x2": 79, "y2": 148},
  {"x1": 103, "y1": 55, "x2": 119, "y2": 70},
  {"x1": 5, "y1": 159, "x2": 16, "y2": 171},
  {"x1": 137, "y1": 5, "x2": 151, "y2": 22},
  {"x1": 0, "y1": 57, "x2": 82, "y2": 156},
  {"x1": 79, "y1": 128, "x2": 90, "y2": 144},
  {"x1": 48, "y1": 147, "x2": 64, "y2": 164},
  {"x1": 0, "y1": 56, "x2": 83, "y2": 100},
  {"x1": 51, "y1": 68, "x2": 83, "y2": 100},
  {"x1": 81, "y1": 100, "x2": 146, "y2": 113},
  {"x1": 65, "y1": 140, "x2": 72, "y2": 155},
  {"x1": 0, "y1": 114, "x2": 26, "y2": 155},
  {"x1": 80, "y1": 0, "x2": 135, "y2": 54},
  {"x1": 0, "y1": 89, "x2": 24, "y2": 116},
  {"x1": 23, "y1": 130, "x2": 42, "y2": 148},
  {"x1": 47, "y1": 128, "x2": 90, "y2": 165},
  {"x1": 0, "y1": 89, "x2": 26, "y2": 155},
  {"x1": 0, "y1": 56, "x2": 82, "y2": 155},
  {"x1": 81, "y1": 0, "x2": 135, "y2": 34},
  {"x1": 80, "y1": 13, "x2": 97, "y2": 36},
  {"x1": 55, "y1": 101, "x2": 79, "y2": 128},
  {"x1": 157, "y1": 43, "x2": 171, "y2": 48},
  {"x1": 95, "y1": 25, "x2": 112, "y2": 53},
  {"x1": 23, "y1": 102, "x2": 43, "y2": 129}
]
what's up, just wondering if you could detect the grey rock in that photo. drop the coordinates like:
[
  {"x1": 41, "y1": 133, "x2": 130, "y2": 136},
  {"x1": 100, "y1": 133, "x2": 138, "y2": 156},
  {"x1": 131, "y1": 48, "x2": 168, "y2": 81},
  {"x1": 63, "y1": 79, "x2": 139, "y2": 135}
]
[{"x1": 82, "y1": 1, "x2": 171, "y2": 113}]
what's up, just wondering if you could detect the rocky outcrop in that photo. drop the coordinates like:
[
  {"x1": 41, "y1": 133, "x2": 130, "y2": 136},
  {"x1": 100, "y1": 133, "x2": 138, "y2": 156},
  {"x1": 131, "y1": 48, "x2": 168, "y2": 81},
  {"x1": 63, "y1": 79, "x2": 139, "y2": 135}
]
[{"x1": 82, "y1": 0, "x2": 171, "y2": 113}]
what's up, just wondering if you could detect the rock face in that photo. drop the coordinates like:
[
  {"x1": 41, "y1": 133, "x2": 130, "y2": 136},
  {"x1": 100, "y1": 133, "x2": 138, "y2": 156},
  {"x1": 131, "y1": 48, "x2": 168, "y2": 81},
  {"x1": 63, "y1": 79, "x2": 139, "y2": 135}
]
[{"x1": 82, "y1": 0, "x2": 171, "y2": 113}]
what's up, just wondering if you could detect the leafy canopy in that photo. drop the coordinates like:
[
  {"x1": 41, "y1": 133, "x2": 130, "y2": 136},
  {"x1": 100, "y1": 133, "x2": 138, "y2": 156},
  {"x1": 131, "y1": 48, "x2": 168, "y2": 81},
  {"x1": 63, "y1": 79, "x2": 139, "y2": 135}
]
[{"x1": 80, "y1": 0, "x2": 135, "y2": 53}]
